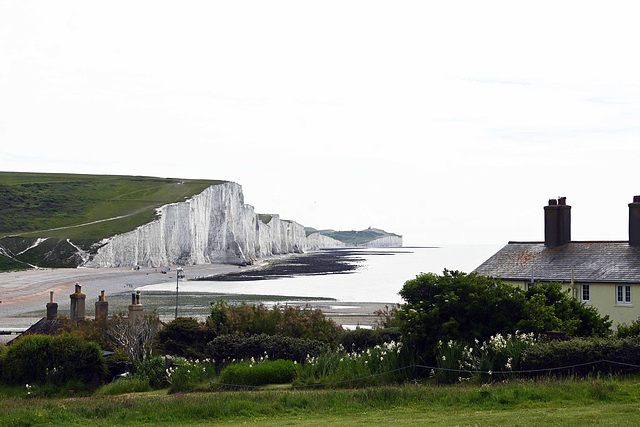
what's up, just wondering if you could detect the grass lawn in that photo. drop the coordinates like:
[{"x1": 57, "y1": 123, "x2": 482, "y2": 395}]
[{"x1": 3, "y1": 377, "x2": 640, "y2": 426}]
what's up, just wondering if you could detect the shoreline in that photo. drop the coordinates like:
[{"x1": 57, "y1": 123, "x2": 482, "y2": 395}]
[
  {"x1": 0, "y1": 251, "x2": 397, "y2": 341},
  {"x1": 0, "y1": 263, "x2": 256, "y2": 326}
]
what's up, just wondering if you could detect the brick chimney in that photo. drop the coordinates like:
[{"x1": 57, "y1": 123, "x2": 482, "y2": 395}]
[
  {"x1": 128, "y1": 291, "x2": 144, "y2": 325},
  {"x1": 46, "y1": 291, "x2": 58, "y2": 320},
  {"x1": 95, "y1": 290, "x2": 109, "y2": 319},
  {"x1": 544, "y1": 197, "x2": 571, "y2": 248},
  {"x1": 69, "y1": 283, "x2": 86, "y2": 321},
  {"x1": 629, "y1": 196, "x2": 640, "y2": 246}
]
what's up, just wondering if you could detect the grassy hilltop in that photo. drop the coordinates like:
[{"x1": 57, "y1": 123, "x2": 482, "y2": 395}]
[
  {"x1": 0, "y1": 172, "x2": 223, "y2": 270},
  {"x1": 305, "y1": 227, "x2": 401, "y2": 245}
]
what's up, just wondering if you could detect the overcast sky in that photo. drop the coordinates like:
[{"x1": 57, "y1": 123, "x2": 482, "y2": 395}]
[{"x1": 2, "y1": 1, "x2": 640, "y2": 246}]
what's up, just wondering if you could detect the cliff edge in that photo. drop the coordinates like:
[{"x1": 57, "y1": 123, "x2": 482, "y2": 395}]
[{"x1": 86, "y1": 182, "x2": 347, "y2": 267}]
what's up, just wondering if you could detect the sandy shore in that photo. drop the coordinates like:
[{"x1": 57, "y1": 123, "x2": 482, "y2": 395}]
[{"x1": 0, "y1": 253, "x2": 395, "y2": 344}]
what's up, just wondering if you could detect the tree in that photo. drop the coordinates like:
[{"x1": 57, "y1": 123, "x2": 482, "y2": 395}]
[
  {"x1": 396, "y1": 270, "x2": 611, "y2": 361},
  {"x1": 106, "y1": 312, "x2": 160, "y2": 365}
]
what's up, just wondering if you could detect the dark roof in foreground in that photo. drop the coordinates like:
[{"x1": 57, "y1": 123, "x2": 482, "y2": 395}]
[
  {"x1": 6, "y1": 317, "x2": 62, "y2": 345},
  {"x1": 473, "y1": 241, "x2": 640, "y2": 284}
]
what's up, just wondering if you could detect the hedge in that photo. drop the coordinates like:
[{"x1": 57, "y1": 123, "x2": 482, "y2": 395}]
[
  {"x1": 206, "y1": 333, "x2": 327, "y2": 364},
  {"x1": 521, "y1": 336, "x2": 640, "y2": 377}
]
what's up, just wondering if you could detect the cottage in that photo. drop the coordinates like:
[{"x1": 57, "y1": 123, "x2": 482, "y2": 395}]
[{"x1": 474, "y1": 196, "x2": 640, "y2": 328}]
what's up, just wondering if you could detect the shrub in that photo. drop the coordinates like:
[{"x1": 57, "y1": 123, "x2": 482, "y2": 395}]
[
  {"x1": 3, "y1": 335, "x2": 52, "y2": 385},
  {"x1": 166, "y1": 358, "x2": 216, "y2": 394},
  {"x1": 134, "y1": 356, "x2": 168, "y2": 389},
  {"x1": 294, "y1": 340, "x2": 412, "y2": 387},
  {"x1": 434, "y1": 332, "x2": 536, "y2": 384},
  {"x1": 521, "y1": 336, "x2": 640, "y2": 377},
  {"x1": 615, "y1": 318, "x2": 640, "y2": 338},
  {"x1": 0, "y1": 344, "x2": 7, "y2": 381},
  {"x1": 219, "y1": 359, "x2": 296, "y2": 386},
  {"x1": 207, "y1": 301, "x2": 342, "y2": 344},
  {"x1": 338, "y1": 327, "x2": 402, "y2": 352},
  {"x1": 206, "y1": 333, "x2": 327, "y2": 364},
  {"x1": 2, "y1": 334, "x2": 106, "y2": 386},
  {"x1": 48, "y1": 334, "x2": 106, "y2": 385},
  {"x1": 397, "y1": 271, "x2": 611, "y2": 363},
  {"x1": 154, "y1": 317, "x2": 213, "y2": 359}
]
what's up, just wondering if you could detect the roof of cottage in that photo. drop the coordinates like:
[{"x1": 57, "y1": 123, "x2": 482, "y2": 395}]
[{"x1": 473, "y1": 241, "x2": 640, "y2": 284}]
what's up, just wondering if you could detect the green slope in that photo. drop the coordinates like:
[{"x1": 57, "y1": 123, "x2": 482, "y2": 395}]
[{"x1": 0, "y1": 172, "x2": 224, "y2": 270}]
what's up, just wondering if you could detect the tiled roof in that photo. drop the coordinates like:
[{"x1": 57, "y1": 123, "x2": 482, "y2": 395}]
[
  {"x1": 473, "y1": 241, "x2": 640, "y2": 284},
  {"x1": 6, "y1": 317, "x2": 62, "y2": 345}
]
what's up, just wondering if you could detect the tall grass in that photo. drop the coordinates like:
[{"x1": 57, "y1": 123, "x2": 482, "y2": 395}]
[{"x1": 2, "y1": 375, "x2": 640, "y2": 426}]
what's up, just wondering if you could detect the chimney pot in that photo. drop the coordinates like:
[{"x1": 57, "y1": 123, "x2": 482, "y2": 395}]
[
  {"x1": 95, "y1": 290, "x2": 108, "y2": 319},
  {"x1": 558, "y1": 197, "x2": 567, "y2": 205},
  {"x1": 70, "y1": 283, "x2": 86, "y2": 321},
  {"x1": 634, "y1": 196, "x2": 640, "y2": 204},
  {"x1": 548, "y1": 199, "x2": 557, "y2": 206}
]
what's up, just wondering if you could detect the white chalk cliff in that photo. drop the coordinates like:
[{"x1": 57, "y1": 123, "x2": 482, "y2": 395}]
[
  {"x1": 85, "y1": 182, "x2": 346, "y2": 268},
  {"x1": 357, "y1": 235, "x2": 403, "y2": 248}
]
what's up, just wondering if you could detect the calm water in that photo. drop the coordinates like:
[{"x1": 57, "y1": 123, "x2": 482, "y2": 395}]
[{"x1": 139, "y1": 245, "x2": 502, "y2": 304}]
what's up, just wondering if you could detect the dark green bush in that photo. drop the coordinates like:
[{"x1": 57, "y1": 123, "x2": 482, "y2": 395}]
[
  {"x1": 615, "y1": 318, "x2": 640, "y2": 338},
  {"x1": 338, "y1": 327, "x2": 402, "y2": 352},
  {"x1": 206, "y1": 333, "x2": 327, "y2": 364},
  {"x1": 397, "y1": 271, "x2": 611, "y2": 362},
  {"x1": 2, "y1": 334, "x2": 106, "y2": 386},
  {"x1": 134, "y1": 356, "x2": 168, "y2": 389},
  {"x1": 3, "y1": 335, "x2": 52, "y2": 385},
  {"x1": 521, "y1": 336, "x2": 640, "y2": 377},
  {"x1": 219, "y1": 359, "x2": 296, "y2": 386},
  {"x1": 0, "y1": 345, "x2": 6, "y2": 380},
  {"x1": 154, "y1": 317, "x2": 213, "y2": 359}
]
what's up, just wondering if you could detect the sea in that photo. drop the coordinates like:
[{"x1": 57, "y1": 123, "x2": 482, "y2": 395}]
[{"x1": 139, "y1": 244, "x2": 502, "y2": 305}]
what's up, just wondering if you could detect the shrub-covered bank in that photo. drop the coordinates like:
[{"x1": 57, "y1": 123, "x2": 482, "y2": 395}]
[{"x1": 2, "y1": 270, "x2": 638, "y2": 402}]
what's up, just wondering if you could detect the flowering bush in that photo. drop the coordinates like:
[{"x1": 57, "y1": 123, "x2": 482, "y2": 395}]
[
  {"x1": 434, "y1": 332, "x2": 536, "y2": 383},
  {"x1": 294, "y1": 341, "x2": 411, "y2": 387},
  {"x1": 166, "y1": 358, "x2": 216, "y2": 393}
]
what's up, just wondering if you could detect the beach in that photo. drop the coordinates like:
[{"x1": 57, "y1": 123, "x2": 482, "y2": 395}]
[
  {"x1": 0, "y1": 253, "x2": 394, "y2": 344},
  {"x1": 0, "y1": 263, "x2": 247, "y2": 339}
]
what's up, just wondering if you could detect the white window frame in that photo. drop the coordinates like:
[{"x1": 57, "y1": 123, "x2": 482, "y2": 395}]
[
  {"x1": 581, "y1": 284, "x2": 590, "y2": 303},
  {"x1": 616, "y1": 285, "x2": 632, "y2": 305}
]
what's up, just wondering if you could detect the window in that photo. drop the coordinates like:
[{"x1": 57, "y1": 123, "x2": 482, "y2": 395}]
[
  {"x1": 616, "y1": 285, "x2": 632, "y2": 305},
  {"x1": 581, "y1": 284, "x2": 590, "y2": 302}
]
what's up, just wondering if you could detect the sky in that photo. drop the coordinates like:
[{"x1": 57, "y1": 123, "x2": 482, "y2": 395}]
[{"x1": 2, "y1": 1, "x2": 640, "y2": 246}]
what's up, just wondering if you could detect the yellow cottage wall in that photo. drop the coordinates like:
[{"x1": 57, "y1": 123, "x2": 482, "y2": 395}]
[{"x1": 503, "y1": 280, "x2": 639, "y2": 329}]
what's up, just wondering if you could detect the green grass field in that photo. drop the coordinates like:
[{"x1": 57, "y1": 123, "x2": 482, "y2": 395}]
[
  {"x1": 2, "y1": 376, "x2": 640, "y2": 425},
  {"x1": 0, "y1": 171, "x2": 224, "y2": 269}
]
